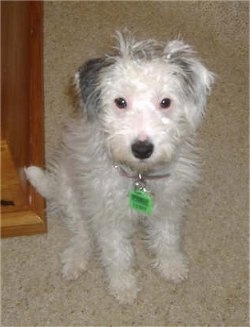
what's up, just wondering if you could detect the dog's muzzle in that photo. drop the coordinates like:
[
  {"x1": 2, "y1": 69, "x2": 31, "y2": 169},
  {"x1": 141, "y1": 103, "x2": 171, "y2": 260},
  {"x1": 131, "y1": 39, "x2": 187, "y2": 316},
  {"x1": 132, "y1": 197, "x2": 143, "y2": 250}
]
[{"x1": 131, "y1": 140, "x2": 154, "y2": 159}]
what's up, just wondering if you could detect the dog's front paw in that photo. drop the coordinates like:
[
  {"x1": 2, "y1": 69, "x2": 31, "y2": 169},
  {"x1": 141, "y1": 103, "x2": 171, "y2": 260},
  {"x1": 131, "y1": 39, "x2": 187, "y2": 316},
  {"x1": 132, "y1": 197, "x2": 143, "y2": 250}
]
[
  {"x1": 61, "y1": 249, "x2": 88, "y2": 281},
  {"x1": 154, "y1": 253, "x2": 189, "y2": 283},
  {"x1": 62, "y1": 261, "x2": 87, "y2": 281},
  {"x1": 108, "y1": 272, "x2": 139, "y2": 305}
]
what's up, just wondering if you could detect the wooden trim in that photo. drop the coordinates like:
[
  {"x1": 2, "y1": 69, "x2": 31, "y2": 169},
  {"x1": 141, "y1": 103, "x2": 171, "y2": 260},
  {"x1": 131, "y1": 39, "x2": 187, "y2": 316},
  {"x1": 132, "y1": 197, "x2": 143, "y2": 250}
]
[
  {"x1": 1, "y1": 211, "x2": 46, "y2": 238},
  {"x1": 1, "y1": 1, "x2": 46, "y2": 237},
  {"x1": 27, "y1": 1, "x2": 46, "y2": 222}
]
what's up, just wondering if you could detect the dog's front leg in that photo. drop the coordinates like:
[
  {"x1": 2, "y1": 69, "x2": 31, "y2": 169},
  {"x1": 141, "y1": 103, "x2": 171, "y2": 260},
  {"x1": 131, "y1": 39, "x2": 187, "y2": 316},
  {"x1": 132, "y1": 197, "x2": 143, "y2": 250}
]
[
  {"x1": 147, "y1": 211, "x2": 189, "y2": 283},
  {"x1": 93, "y1": 218, "x2": 138, "y2": 304}
]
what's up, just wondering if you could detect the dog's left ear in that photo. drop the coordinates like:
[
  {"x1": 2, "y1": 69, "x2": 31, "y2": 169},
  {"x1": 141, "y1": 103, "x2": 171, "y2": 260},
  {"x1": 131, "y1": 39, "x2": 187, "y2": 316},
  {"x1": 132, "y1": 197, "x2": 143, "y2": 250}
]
[
  {"x1": 164, "y1": 40, "x2": 215, "y2": 126},
  {"x1": 74, "y1": 57, "x2": 114, "y2": 119}
]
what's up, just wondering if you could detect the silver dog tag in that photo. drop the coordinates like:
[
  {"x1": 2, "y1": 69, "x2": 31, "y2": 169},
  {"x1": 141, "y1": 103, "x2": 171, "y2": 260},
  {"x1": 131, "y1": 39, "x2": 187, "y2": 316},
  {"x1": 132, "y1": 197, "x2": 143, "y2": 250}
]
[{"x1": 133, "y1": 174, "x2": 149, "y2": 193}]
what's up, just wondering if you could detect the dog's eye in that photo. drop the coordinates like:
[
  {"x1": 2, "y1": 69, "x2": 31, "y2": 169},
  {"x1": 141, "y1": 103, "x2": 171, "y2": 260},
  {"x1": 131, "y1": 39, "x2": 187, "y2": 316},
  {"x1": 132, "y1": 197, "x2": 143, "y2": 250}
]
[
  {"x1": 160, "y1": 98, "x2": 171, "y2": 109},
  {"x1": 114, "y1": 97, "x2": 127, "y2": 109}
]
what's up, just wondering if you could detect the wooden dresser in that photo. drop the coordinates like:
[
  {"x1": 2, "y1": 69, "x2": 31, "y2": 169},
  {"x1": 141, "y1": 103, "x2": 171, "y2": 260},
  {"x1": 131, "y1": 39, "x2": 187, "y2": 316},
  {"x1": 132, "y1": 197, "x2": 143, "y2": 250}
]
[{"x1": 1, "y1": 1, "x2": 46, "y2": 237}]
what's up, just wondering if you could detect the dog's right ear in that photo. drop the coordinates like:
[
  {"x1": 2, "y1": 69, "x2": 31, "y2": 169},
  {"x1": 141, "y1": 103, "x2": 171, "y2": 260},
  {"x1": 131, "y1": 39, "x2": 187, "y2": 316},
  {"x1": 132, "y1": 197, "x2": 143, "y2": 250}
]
[{"x1": 74, "y1": 57, "x2": 114, "y2": 119}]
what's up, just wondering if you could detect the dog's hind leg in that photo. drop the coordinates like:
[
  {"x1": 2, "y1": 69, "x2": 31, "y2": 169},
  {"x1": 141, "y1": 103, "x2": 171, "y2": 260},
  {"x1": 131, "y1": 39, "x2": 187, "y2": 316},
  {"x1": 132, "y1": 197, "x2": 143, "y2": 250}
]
[{"x1": 26, "y1": 166, "x2": 92, "y2": 280}]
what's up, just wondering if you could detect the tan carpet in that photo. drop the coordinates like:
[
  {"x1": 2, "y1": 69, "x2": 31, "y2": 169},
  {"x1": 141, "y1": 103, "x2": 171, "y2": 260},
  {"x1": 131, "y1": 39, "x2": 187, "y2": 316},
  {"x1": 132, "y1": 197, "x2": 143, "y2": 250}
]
[{"x1": 2, "y1": 1, "x2": 249, "y2": 326}]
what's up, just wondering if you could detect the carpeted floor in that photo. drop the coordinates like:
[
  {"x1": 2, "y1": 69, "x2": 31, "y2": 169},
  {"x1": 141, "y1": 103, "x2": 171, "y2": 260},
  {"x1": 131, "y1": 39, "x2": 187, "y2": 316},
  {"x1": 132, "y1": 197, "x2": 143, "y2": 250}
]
[{"x1": 2, "y1": 1, "x2": 249, "y2": 326}]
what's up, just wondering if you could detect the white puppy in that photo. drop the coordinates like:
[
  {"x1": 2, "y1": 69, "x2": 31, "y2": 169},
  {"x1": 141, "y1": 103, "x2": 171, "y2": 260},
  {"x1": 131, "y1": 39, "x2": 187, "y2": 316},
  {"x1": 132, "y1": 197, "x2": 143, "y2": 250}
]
[{"x1": 25, "y1": 32, "x2": 214, "y2": 304}]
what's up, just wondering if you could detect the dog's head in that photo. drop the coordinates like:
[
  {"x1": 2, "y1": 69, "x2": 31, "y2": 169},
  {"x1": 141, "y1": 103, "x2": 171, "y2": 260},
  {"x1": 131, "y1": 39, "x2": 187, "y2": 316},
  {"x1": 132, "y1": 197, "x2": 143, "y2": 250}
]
[{"x1": 75, "y1": 32, "x2": 214, "y2": 171}]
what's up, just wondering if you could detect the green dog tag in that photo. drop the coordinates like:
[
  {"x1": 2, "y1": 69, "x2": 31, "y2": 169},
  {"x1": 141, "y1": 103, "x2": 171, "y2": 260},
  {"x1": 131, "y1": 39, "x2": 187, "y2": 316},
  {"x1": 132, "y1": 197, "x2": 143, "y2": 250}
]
[{"x1": 129, "y1": 189, "x2": 153, "y2": 215}]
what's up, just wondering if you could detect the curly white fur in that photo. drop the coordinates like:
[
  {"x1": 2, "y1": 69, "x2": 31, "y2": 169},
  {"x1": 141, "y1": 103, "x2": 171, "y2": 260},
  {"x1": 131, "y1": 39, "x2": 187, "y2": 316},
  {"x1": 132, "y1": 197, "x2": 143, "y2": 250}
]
[{"x1": 25, "y1": 31, "x2": 214, "y2": 304}]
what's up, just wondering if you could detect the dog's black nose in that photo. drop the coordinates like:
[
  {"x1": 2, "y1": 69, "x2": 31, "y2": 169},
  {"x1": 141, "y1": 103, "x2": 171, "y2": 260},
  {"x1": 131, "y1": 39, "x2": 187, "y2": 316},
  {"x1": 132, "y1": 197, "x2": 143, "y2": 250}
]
[{"x1": 131, "y1": 140, "x2": 154, "y2": 159}]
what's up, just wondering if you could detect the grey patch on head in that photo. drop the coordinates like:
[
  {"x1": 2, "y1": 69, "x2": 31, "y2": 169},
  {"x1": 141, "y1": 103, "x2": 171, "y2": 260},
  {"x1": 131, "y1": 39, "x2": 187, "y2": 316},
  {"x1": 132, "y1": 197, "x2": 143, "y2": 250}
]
[
  {"x1": 164, "y1": 43, "x2": 196, "y2": 96},
  {"x1": 75, "y1": 57, "x2": 114, "y2": 119},
  {"x1": 176, "y1": 60, "x2": 198, "y2": 100},
  {"x1": 164, "y1": 41, "x2": 214, "y2": 105}
]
